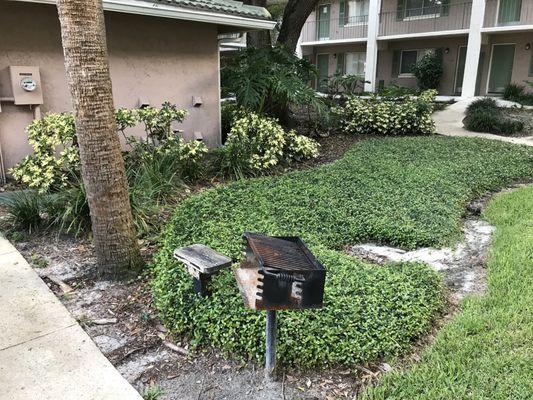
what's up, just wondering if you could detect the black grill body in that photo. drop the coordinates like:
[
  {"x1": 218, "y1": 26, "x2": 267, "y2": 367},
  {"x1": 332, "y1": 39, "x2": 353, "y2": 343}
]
[{"x1": 235, "y1": 233, "x2": 326, "y2": 310}]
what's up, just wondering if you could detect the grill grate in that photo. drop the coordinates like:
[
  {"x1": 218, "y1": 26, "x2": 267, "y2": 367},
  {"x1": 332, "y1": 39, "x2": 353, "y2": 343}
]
[{"x1": 244, "y1": 233, "x2": 321, "y2": 272}]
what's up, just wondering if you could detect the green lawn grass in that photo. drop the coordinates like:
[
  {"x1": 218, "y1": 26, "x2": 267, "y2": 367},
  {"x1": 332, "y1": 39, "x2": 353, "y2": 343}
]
[
  {"x1": 152, "y1": 136, "x2": 533, "y2": 368},
  {"x1": 362, "y1": 185, "x2": 533, "y2": 399}
]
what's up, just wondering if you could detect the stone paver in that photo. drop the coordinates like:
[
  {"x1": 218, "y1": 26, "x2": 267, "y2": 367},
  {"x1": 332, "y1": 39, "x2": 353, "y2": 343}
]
[
  {"x1": 0, "y1": 236, "x2": 142, "y2": 400},
  {"x1": 434, "y1": 98, "x2": 533, "y2": 147}
]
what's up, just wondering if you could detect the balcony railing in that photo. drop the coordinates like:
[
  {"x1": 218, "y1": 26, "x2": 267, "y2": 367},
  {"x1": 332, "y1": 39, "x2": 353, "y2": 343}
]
[
  {"x1": 484, "y1": 0, "x2": 533, "y2": 28},
  {"x1": 379, "y1": 2, "x2": 472, "y2": 37},
  {"x1": 300, "y1": 15, "x2": 368, "y2": 43}
]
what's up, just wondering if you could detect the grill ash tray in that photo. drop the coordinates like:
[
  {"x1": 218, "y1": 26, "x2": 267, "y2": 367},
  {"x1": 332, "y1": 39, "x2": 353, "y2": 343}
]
[{"x1": 234, "y1": 233, "x2": 326, "y2": 311}]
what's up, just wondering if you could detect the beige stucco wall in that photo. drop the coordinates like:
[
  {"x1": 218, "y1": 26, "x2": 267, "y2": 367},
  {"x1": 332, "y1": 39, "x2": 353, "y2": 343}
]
[
  {"x1": 477, "y1": 32, "x2": 533, "y2": 95},
  {"x1": 0, "y1": 1, "x2": 221, "y2": 170},
  {"x1": 376, "y1": 36, "x2": 469, "y2": 95}
]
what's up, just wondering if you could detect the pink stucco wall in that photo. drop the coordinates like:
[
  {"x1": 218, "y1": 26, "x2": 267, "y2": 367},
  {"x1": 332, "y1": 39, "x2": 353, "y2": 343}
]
[{"x1": 0, "y1": 1, "x2": 221, "y2": 170}]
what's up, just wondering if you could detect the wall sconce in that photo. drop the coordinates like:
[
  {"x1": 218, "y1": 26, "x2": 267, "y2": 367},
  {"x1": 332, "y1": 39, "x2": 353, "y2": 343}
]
[
  {"x1": 526, "y1": 43, "x2": 531, "y2": 51},
  {"x1": 444, "y1": 48, "x2": 450, "y2": 54},
  {"x1": 333, "y1": 53, "x2": 337, "y2": 59}
]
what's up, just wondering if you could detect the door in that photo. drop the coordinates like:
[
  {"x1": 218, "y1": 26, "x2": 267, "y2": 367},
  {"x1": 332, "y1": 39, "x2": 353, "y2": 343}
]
[
  {"x1": 454, "y1": 46, "x2": 467, "y2": 94},
  {"x1": 488, "y1": 44, "x2": 515, "y2": 93},
  {"x1": 497, "y1": 0, "x2": 522, "y2": 26},
  {"x1": 316, "y1": 54, "x2": 330, "y2": 92},
  {"x1": 316, "y1": 4, "x2": 331, "y2": 40}
]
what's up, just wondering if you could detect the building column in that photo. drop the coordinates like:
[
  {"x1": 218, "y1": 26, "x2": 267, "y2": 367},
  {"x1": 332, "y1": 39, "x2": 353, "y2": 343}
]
[
  {"x1": 462, "y1": 0, "x2": 486, "y2": 98},
  {"x1": 364, "y1": 0, "x2": 381, "y2": 92}
]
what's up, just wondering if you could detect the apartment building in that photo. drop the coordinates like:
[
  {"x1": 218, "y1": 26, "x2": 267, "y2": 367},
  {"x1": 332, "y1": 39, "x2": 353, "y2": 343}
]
[{"x1": 298, "y1": 0, "x2": 533, "y2": 97}]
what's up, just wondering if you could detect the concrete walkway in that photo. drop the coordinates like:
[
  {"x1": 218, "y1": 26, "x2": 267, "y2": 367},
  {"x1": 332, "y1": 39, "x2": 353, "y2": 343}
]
[
  {"x1": 0, "y1": 236, "x2": 142, "y2": 400},
  {"x1": 434, "y1": 98, "x2": 533, "y2": 147}
]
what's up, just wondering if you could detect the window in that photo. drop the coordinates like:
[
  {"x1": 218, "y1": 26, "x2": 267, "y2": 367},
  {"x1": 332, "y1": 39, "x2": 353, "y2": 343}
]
[
  {"x1": 399, "y1": 49, "x2": 433, "y2": 76},
  {"x1": 399, "y1": 0, "x2": 446, "y2": 20},
  {"x1": 345, "y1": 52, "x2": 366, "y2": 76},
  {"x1": 346, "y1": 0, "x2": 369, "y2": 24}
]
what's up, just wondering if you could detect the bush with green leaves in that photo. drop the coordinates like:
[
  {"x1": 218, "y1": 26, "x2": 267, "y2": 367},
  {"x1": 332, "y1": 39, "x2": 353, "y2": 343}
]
[
  {"x1": 218, "y1": 112, "x2": 319, "y2": 177},
  {"x1": 411, "y1": 52, "x2": 443, "y2": 91},
  {"x1": 10, "y1": 113, "x2": 78, "y2": 192},
  {"x1": 7, "y1": 102, "x2": 208, "y2": 235},
  {"x1": 326, "y1": 73, "x2": 366, "y2": 96},
  {"x1": 152, "y1": 136, "x2": 533, "y2": 369},
  {"x1": 464, "y1": 97, "x2": 524, "y2": 135},
  {"x1": 502, "y1": 82, "x2": 533, "y2": 106},
  {"x1": 221, "y1": 45, "x2": 325, "y2": 122},
  {"x1": 10, "y1": 103, "x2": 206, "y2": 193},
  {"x1": 334, "y1": 90, "x2": 437, "y2": 135},
  {"x1": 378, "y1": 84, "x2": 419, "y2": 98}
]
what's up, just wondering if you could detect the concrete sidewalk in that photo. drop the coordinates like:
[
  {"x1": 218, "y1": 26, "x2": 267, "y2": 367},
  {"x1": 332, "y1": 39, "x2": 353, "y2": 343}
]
[
  {"x1": 0, "y1": 236, "x2": 142, "y2": 400},
  {"x1": 434, "y1": 98, "x2": 533, "y2": 147}
]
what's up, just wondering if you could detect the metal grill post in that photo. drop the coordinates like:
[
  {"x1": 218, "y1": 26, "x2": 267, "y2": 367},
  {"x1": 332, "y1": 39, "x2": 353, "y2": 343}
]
[{"x1": 265, "y1": 310, "x2": 277, "y2": 379}]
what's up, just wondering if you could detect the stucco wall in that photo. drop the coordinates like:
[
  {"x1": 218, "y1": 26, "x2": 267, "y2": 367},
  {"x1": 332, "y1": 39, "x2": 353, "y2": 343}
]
[
  {"x1": 477, "y1": 33, "x2": 533, "y2": 95},
  {"x1": 376, "y1": 36, "x2": 469, "y2": 95},
  {"x1": 0, "y1": 1, "x2": 221, "y2": 170}
]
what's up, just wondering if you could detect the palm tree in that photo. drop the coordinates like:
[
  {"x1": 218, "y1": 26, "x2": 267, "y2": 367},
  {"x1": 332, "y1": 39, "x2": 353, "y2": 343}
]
[{"x1": 56, "y1": 0, "x2": 142, "y2": 278}]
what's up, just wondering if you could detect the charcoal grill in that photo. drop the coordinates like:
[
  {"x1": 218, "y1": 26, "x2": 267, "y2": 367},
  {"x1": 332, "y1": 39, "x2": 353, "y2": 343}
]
[{"x1": 234, "y1": 232, "x2": 326, "y2": 379}]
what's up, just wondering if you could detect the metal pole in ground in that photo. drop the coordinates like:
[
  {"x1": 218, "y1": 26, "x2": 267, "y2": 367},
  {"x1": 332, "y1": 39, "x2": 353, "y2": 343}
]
[{"x1": 265, "y1": 309, "x2": 277, "y2": 379}]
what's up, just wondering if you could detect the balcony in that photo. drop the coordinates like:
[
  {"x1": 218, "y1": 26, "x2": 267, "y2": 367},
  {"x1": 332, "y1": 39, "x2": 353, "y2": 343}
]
[
  {"x1": 484, "y1": 0, "x2": 533, "y2": 29},
  {"x1": 300, "y1": 15, "x2": 368, "y2": 44},
  {"x1": 379, "y1": 1, "x2": 472, "y2": 38}
]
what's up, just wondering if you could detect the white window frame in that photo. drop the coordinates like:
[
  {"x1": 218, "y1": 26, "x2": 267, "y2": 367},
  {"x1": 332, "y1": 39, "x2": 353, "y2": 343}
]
[
  {"x1": 345, "y1": 51, "x2": 366, "y2": 76},
  {"x1": 316, "y1": 52, "x2": 331, "y2": 91},
  {"x1": 402, "y1": 0, "x2": 441, "y2": 21},
  {"x1": 453, "y1": 45, "x2": 468, "y2": 94},
  {"x1": 399, "y1": 48, "x2": 434, "y2": 77},
  {"x1": 344, "y1": 0, "x2": 370, "y2": 26},
  {"x1": 495, "y1": 0, "x2": 523, "y2": 27},
  {"x1": 486, "y1": 42, "x2": 516, "y2": 94}
]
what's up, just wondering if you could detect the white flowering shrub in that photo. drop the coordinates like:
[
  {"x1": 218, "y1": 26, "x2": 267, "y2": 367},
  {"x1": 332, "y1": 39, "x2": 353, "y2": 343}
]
[
  {"x1": 222, "y1": 113, "x2": 319, "y2": 176},
  {"x1": 334, "y1": 90, "x2": 437, "y2": 136},
  {"x1": 10, "y1": 113, "x2": 78, "y2": 192},
  {"x1": 11, "y1": 103, "x2": 206, "y2": 192}
]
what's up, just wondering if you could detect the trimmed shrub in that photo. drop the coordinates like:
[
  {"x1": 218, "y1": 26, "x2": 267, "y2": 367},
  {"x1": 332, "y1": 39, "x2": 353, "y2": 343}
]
[
  {"x1": 152, "y1": 137, "x2": 533, "y2": 369},
  {"x1": 334, "y1": 90, "x2": 436, "y2": 135},
  {"x1": 219, "y1": 112, "x2": 319, "y2": 177},
  {"x1": 466, "y1": 97, "x2": 498, "y2": 114},
  {"x1": 411, "y1": 52, "x2": 443, "y2": 91},
  {"x1": 10, "y1": 113, "x2": 78, "y2": 192},
  {"x1": 464, "y1": 98, "x2": 524, "y2": 135}
]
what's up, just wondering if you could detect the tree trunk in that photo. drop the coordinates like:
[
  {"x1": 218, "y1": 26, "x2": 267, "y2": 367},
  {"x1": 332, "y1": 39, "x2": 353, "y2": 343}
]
[
  {"x1": 244, "y1": 0, "x2": 272, "y2": 48},
  {"x1": 277, "y1": 0, "x2": 319, "y2": 52},
  {"x1": 56, "y1": 0, "x2": 142, "y2": 279}
]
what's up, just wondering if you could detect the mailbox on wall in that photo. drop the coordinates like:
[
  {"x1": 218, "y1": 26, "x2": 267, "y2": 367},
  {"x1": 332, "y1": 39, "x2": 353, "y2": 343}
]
[{"x1": 9, "y1": 66, "x2": 44, "y2": 105}]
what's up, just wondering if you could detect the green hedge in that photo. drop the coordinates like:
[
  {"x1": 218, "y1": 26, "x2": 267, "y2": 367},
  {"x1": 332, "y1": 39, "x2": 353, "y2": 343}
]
[{"x1": 152, "y1": 137, "x2": 533, "y2": 368}]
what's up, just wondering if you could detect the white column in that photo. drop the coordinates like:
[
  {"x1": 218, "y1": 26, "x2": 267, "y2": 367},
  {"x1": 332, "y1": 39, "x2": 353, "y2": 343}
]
[
  {"x1": 462, "y1": 0, "x2": 486, "y2": 98},
  {"x1": 364, "y1": 0, "x2": 381, "y2": 92}
]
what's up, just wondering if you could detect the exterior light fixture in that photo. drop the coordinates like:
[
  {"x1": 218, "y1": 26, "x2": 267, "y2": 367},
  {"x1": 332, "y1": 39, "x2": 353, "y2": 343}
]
[
  {"x1": 445, "y1": 48, "x2": 450, "y2": 54},
  {"x1": 526, "y1": 43, "x2": 531, "y2": 51}
]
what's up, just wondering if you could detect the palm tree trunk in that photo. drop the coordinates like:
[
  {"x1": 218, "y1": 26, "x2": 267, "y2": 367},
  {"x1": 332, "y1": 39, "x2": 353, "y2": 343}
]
[{"x1": 56, "y1": 0, "x2": 142, "y2": 279}]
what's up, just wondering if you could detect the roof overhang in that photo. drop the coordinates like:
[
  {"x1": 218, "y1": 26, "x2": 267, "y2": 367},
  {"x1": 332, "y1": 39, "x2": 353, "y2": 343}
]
[{"x1": 10, "y1": 0, "x2": 277, "y2": 30}]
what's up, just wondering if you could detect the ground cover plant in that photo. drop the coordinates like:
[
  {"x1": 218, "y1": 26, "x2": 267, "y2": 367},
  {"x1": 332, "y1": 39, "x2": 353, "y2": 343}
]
[
  {"x1": 362, "y1": 184, "x2": 533, "y2": 399},
  {"x1": 152, "y1": 136, "x2": 533, "y2": 369},
  {"x1": 464, "y1": 97, "x2": 524, "y2": 135}
]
